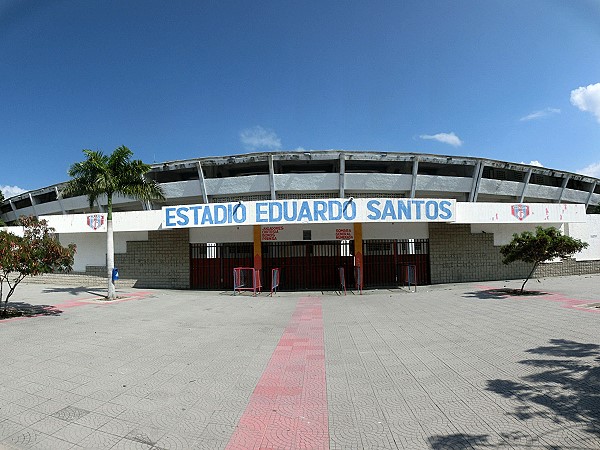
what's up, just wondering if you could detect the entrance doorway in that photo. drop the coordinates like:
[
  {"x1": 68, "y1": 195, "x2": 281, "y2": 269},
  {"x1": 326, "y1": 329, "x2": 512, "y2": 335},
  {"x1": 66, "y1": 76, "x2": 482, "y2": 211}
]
[
  {"x1": 190, "y1": 242, "x2": 253, "y2": 289},
  {"x1": 262, "y1": 241, "x2": 355, "y2": 291},
  {"x1": 363, "y1": 239, "x2": 430, "y2": 287}
]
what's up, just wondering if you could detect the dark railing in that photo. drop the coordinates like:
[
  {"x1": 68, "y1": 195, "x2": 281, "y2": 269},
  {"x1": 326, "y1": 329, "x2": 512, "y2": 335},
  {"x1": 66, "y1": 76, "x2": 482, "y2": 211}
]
[
  {"x1": 363, "y1": 239, "x2": 430, "y2": 287},
  {"x1": 190, "y1": 243, "x2": 253, "y2": 290},
  {"x1": 262, "y1": 241, "x2": 355, "y2": 291}
]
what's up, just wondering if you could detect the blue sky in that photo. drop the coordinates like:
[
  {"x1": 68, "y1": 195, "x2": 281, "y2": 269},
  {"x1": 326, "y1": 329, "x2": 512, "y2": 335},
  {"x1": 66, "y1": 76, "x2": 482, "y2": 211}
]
[{"x1": 2, "y1": 0, "x2": 600, "y2": 198}]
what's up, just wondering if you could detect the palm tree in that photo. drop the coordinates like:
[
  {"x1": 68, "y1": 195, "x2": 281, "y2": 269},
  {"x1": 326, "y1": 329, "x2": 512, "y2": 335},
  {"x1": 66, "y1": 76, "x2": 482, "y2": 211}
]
[{"x1": 63, "y1": 146, "x2": 165, "y2": 299}]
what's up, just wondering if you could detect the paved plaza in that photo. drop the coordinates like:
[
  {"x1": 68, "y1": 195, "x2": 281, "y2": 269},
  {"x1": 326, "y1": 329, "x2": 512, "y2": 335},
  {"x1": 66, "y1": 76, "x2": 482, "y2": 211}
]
[{"x1": 0, "y1": 275, "x2": 599, "y2": 449}]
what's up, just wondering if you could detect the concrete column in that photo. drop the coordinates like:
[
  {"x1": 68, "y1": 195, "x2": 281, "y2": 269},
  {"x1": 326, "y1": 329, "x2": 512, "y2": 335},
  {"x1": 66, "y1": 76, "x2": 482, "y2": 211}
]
[
  {"x1": 470, "y1": 163, "x2": 484, "y2": 202},
  {"x1": 468, "y1": 162, "x2": 481, "y2": 202},
  {"x1": 196, "y1": 161, "x2": 209, "y2": 204},
  {"x1": 339, "y1": 153, "x2": 346, "y2": 198},
  {"x1": 54, "y1": 187, "x2": 66, "y2": 214},
  {"x1": 268, "y1": 154, "x2": 276, "y2": 200},
  {"x1": 410, "y1": 157, "x2": 419, "y2": 198},
  {"x1": 28, "y1": 193, "x2": 38, "y2": 218},
  {"x1": 586, "y1": 181, "x2": 597, "y2": 209},
  {"x1": 519, "y1": 168, "x2": 532, "y2": 202},
  {"x1": 253, "y1": 224, "x2": 262, "y2": 279},
  {"x1": 557, "y1": 175, "x2": 570, "y2": 203}
]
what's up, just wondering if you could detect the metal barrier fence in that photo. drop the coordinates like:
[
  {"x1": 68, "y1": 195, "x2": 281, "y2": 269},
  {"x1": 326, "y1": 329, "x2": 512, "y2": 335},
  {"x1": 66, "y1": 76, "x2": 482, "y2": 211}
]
[
  {"x1": 354, "y1": 266, "x2": 362, "y2": 294},
  {"x1": 233, "y1": 267, "x2": 261, "y2": 296},
  {"x1": 270, "y1": 268, "x2": 280, "y2": 296},
  {"x1": 338, "y1": 267, "x2": 347, "y2": 295}
]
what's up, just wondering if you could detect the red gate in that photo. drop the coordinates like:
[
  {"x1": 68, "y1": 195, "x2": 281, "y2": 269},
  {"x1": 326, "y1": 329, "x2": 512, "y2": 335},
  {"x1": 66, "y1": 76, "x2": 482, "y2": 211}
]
[
  {"x1": 190, "y1": 243, "x2": 253, "y2": 289},
  {"x1": 363, "y1": 239, "x2": 430, "y2": 287},
  {"x1": 262, "y1": 241, "x2": 355, "y2": 291}
]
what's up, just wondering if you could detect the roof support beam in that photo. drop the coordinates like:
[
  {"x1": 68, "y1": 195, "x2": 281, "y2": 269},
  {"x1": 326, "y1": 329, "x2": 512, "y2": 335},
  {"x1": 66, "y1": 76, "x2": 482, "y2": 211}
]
[
  {"x1": 557, "y1": 175, "x2": 570, "y2": 203},
  {"x1": 469, "y1": 162, "x2": 484, "y2": 202},
  {"x1": 519, "y1": 168, "x2": 533, "y2": 202},
  {"x1": 28, "y1": 193, "x2": 38, "y2": 218},
  {"x1": 410, "y1": 157, "x2": 419, "y2": 198},
  {"x1": 54, "y1": 186, "x2": 66, "y2": 215},
  {"x1": 268, "y1": 154, "x2": 276, "y2": 200},
  {"x1": 586, "y1": 181, "x2": 597, "y2": 209},
  {"x1": 339, "y1": 153, "x2": 346, "y2": 198},
  {"x1": 196, "y1": 161, "x2": 209, "y2": 204}
]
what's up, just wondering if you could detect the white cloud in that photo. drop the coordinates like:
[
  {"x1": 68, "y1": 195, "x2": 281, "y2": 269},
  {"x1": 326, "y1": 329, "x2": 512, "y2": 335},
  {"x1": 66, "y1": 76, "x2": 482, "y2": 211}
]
[
  {"x1": 520, "y1": 160, "x2": 544, "y2": 167},
  {"x1": 570, "y1": 83, "x2": 600, "y2": 123},
  {"x1": 519, "y1": 108, "x2": 560, "y2": 121},
  {"x1": 419, "y1": 132, "x2": 463, "y2": 147},
  {"x1": 240, "y1": 126, "x2": 282, "y2": 151},
  {"x1": 1, "y1": 185, "x2": 27, "y2": 199},
  {"x1": 578, "y1": 162, "x2": 600, "y2": 178}
]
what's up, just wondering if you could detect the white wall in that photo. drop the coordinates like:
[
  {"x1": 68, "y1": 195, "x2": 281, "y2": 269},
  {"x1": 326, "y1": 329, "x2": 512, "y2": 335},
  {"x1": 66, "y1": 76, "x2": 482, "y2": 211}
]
[
  {"x1": 189, "y1": 226, "x2": 254, "y2": 243},
  {"x1": 59, "y1": 233, "x2": 106, "y2": 271},
  {"x1": 569, "y1": 214, "x2": 600, "y2": 261},
  {"x1": 59, "y1": 231, "x2": 149, "y2": 272},
  {"x1": 471, "y1": 214, "x2": 600, "y2": 261},
  {"x1": 456, "y1": 202, "x2": 586, "y2": 223},
  {"x1": 2, "y1": 226, "x2": 24, "y2": 237},
  {"x1": 470, "y1": 223, "x2": 563, "y2": 246}
]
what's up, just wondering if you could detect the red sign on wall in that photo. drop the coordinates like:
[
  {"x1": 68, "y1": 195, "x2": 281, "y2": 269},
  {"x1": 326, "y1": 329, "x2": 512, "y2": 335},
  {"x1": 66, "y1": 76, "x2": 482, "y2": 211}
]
[{"x1": 335, "y1": 228, "x2": 353, "y2": 240}]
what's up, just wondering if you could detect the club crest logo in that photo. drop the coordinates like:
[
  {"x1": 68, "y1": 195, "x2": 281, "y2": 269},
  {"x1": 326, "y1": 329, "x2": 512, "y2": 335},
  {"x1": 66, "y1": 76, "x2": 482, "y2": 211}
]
[
  {"x1": 86, "y1": 214, "x2": 105, "y2": 230},
  {"x1": 511, "y1": 204, "x2": 530, "y2": 221}
]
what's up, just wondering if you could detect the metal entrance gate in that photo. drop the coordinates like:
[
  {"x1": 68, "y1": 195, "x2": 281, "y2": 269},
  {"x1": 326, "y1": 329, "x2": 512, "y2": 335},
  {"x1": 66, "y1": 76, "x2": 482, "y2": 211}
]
[
  {"x1": 190, "y1": 243, "x2": 253, "y2": 289},
  {"x1": 363, "y1": 239, "x2": 430, "y2": 287},
  {"x1": 262, "y1": 241, "x2": 355, "y2": 291}
]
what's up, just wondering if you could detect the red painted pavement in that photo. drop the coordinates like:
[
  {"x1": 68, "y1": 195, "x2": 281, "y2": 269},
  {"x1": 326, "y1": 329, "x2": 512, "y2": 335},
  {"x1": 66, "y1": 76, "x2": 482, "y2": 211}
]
[
  {"x1": 0, "y1": 291, "x2": 154, "y2": 324},
  {"x1": 476, "y1": 285, "x2": 600, "y2": 314},
  {"x1": 226, "y1": 297, "x2": 329, "y2": 450}
]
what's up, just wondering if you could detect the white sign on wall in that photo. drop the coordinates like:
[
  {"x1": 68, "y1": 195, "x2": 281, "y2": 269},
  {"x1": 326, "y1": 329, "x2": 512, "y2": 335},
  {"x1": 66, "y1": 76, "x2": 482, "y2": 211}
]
[
  {"x1": 455, "y1": 202, "x2": 586, "y2": 224},
  {"x1": 162, "y1": 198, "x2": 456, "y2": 228}
]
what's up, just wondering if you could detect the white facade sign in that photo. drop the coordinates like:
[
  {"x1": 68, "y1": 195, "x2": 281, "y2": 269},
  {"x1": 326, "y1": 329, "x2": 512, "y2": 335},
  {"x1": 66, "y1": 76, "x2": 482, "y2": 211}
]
[
  {"x1": 39, "y1": 199, "x2": 587, "y2": 235},
  {"x1": 162, "y1": 198, "x2": 456, "y2": 228}
]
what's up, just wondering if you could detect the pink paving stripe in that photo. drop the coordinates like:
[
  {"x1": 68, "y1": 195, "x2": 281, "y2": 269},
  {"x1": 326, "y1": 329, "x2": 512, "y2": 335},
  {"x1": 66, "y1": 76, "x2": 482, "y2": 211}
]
[{"x1": 226, "y1": 297, "x2": 329, "y2": 450}]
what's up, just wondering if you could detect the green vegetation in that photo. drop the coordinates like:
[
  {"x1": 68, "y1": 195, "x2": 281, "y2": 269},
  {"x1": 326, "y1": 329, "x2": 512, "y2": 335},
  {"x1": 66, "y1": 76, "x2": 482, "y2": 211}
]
[
  {"x1": 500, "y1": 226, "x2": 588, "y2": 293},
  {"x1": 63, "y1": 146, "x2": 164, "y2": 299},
  {"x1": 0, "y1": 217, "x2": 75, "y2": 317}
]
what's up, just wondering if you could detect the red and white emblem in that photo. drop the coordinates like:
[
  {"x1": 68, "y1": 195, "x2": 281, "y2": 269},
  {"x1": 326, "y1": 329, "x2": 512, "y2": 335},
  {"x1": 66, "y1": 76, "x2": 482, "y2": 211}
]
[
  {"x1": 86, "y1": 214, "x2": 105, "y2": 230},
  {"x1": 511, "y1": 204, "x2": 530, "y2": 221}
]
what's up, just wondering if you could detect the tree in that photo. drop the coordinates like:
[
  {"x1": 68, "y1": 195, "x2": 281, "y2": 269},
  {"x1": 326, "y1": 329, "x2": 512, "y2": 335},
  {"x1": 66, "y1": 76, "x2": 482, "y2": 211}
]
[
  {"x1": 0, "y1": 217, "x2": 75, "y2": 317},
  {"x1": 63, "y1": 146, "x2": 164, "y2": 299},
  {"x1": 500, "y1": 226, "x2": 588, "y2": 293}
]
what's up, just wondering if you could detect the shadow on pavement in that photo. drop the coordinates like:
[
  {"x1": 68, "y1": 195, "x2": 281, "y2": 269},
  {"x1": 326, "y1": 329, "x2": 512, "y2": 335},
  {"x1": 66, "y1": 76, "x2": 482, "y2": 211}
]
[
  {"x1": 428, "y1": 433, "x2": 490, "y2": 450},
  {"x1": 463, "y1": 288, "x2": 547, "y2": 300},
  {"x1": 43, "y1": 286, "x2": 105, "y2": 297},
  {"x1": 1, "y1": 302, "x2": 63, "y2": 318},
  {"x1": 428, "y1": 339, "x2": 600, "y2": 449}
]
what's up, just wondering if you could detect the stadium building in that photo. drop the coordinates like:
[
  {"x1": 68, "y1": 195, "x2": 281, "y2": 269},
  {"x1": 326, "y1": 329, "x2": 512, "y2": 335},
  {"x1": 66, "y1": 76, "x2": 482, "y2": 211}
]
[{"x1": 1, "y1": 150, "x2": 599, "y2": 291}]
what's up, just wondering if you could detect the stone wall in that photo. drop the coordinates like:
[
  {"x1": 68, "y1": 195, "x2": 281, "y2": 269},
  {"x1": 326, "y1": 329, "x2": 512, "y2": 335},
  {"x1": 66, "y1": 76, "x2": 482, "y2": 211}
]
[
  {"x1": 114, "y1": 228, "x2": 190, "y2": 289},
  {"x1": 429, "y1": 223, "x2": 532, "y2": 284},
  {"x1": 535, "y1": 258, "x2": 600, "y2": 278},
  {"x1": 429, "y1": 223, "x2": 600, "y2": 284},
  {"x1": 21, "y1": 272, "x2": 136, "y2": 288},
  {"x1": 82, "y1": 228, "x2": 190, "y2": 289}
]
